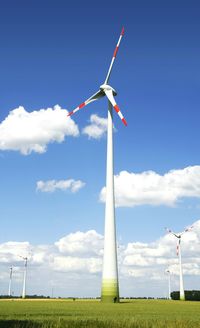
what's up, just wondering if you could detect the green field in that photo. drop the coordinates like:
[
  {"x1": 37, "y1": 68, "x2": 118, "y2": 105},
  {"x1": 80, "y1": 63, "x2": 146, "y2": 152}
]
[{"x1": 0, "y1": 299, "x2": 200, "y2": 328}]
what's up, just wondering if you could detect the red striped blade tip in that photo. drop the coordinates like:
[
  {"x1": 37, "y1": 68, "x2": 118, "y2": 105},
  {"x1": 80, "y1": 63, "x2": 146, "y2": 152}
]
[
  {"x1": 79, "y1": 102, "x2": 85, "y2": 109},
  {"x1": 122, "y1": 118, "x2": 127, "y2": 126},
  {"x1": 113, "y1": 46, "x2": 119, "y2": 58},
  {"x1": 121, "y1": 27, "x2": 125, "y2": 35},
  {"x1": 114, "y1": 104, "x2": 120, "y2": 113}
]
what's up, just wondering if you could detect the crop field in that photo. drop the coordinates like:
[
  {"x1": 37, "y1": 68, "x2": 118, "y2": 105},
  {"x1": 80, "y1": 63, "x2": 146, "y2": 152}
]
[{"x1": 0, "y1": 299, "x2": 200, "y2": 328}]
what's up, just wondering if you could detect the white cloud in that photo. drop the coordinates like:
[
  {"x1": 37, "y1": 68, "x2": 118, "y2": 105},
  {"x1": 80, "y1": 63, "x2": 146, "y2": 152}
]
[
  {"x1": 36, "y1": 179, "x2": 85, "y2": 193},
  {"x1": 55, "y1": 230, "x2": 103, "y2": 256},
  {"x1": 100, "y1": 166, "x2": 200, "y2": 207},
  {"x1": 52, "y1": 256, "x2": 102, "y2": 274},
  {"x1": 1, "y1": 221, "x2": 200, "y2": 297},
  {"x1": 0, "y1": 241, "x2": 31, "y2": 263},
  {"x1": 0, "y1": 105, "x2": 79, "y2": 155},
  {"x1": 82, "y1": 114, "x2": 107, "y2": 139}
]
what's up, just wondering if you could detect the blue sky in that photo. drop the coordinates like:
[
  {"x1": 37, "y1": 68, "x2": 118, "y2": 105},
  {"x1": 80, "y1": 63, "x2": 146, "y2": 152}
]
[{"x1": 0, "y1": 0, "x2": 200, "y2": 297}]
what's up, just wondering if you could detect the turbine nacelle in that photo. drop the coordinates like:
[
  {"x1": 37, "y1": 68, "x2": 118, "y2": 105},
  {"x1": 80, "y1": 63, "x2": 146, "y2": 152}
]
[{"x1": 100, "y1": 84, "x2": 117, "y2": 96}]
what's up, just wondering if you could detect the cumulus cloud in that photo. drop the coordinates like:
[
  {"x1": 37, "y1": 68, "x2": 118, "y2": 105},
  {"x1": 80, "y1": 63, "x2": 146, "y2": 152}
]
[
  {"x1": 55, "y1": 230, "x2": 103, "y2": 256},
  {"x1": 52, "y1": 231, "x2": 103, "y2": 274},
  {"x1": 36, "y1": 179, "x2": 85, "y2": 193},
  {"x1": 82, "y1": 114, "x2": 107, "y2": 139},
  {"x1": 52, "y1": 256, "x2": 102, "y2": 274},
  {"x1": 0, "y1": 105, "x2": 79, "y2": 155},
  {"x1": 100, "y1": 166, "x2": 200, "y2": 207},
  {"x1": 0, "y1": 241, "x2": 31, "y2": 263},
  {"x1": 1, "y1": 221, "x2": 200, "y2": 297}
]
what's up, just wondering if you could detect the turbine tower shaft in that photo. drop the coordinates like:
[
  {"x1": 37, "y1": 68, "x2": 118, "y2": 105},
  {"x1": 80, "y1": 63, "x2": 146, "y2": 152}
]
[
  {"x1": 22, "y1": 258, "x2": 27, "y2": 299},
  {"x1": 166, "y1": 270, "x2": 171, "y2": 300},
  {"x1": 8, "y1": 266, "x2": 13, "y2": 297},
  {"x1": 178, "y1": 241, "x2": 185, "y2": 301},
  {"x1": 101, "y1": 101, "x2": 119, "y2": 302}
]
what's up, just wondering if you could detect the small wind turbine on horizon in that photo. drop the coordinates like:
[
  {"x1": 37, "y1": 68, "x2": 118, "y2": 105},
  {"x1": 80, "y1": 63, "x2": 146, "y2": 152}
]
[
  {"x1": 165, "y1": 226, "x2": 193, "y2": 301},
  {"x1": 8, "y1": 266, "x2": 13, "y2": 297},
  {"x1": 19, "y1": 255, "x2": 28, "y2": 299},
  {"x1": 67, "y1": 27, "x2": 127, "y2": 302},
  {"x1": 165, "y1": 268, "x2": 171, "y2": 300}
]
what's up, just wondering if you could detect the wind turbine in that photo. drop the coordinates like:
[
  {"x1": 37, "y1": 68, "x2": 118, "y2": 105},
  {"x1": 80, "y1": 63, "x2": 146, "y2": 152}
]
[
  {"x1": 19, "y1": 256, "x2": 28, "y2": 299},
  {"x1": 67, "y1": 27, "x2": 127, "y2": 302},
  {"x1": 165, "y1": 226, "x2": 193, "y2": 301},
  {"x1": 165, "y1": 268, "x2": 171, "y2": 300},
  {"x1": 8, "y1": 266, "x2": 13, "y2": 297}
]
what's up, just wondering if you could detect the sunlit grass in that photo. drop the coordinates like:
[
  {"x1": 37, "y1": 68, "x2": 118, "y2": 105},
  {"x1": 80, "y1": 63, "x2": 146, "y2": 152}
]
[{"x1": 0, "y1": 299, "x2": 200, "y2": 327}]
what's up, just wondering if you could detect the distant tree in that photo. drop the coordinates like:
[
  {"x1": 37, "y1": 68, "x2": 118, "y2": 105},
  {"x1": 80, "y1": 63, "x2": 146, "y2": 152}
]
[{"x1": 171, "y1": 290, "x2": 200, "y2": 301}]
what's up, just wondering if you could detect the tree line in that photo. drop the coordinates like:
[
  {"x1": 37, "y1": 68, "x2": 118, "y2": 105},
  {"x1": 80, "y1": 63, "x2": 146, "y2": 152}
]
[{"x1": 171, "y1": 290, "x2": 200, "y2": 301}]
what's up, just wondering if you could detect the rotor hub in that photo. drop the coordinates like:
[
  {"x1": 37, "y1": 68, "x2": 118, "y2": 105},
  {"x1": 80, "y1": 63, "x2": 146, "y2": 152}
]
[{"x1": 100, "y1": 84, "x2": 117, "y2": 96}]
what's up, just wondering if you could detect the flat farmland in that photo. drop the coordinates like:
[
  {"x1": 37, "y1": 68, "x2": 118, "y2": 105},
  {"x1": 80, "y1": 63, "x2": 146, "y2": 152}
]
[{"x1": 0, "y1": 299, "x2": 200, "y2": 327}]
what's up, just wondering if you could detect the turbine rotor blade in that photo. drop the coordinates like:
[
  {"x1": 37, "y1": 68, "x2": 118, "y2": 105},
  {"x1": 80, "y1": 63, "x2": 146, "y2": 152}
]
[
  {"x1": 18, "y1": 255, "x2": 26, "y2": 260},
  {"x1": 165, "y1": 227, "x2": 179, "y2": 238},
  {"x1": 180, "y1": 225, "x2": 193, "y2": 236},
  {"x1": 67, "y1": 90, "x2": 104, "y2": 117},
  {"x1": 104, "y1": 89, "x2": 127, "y2": 126},
  {"x1": 104, "y1": 27, "x2": 125, "y2": 85}
]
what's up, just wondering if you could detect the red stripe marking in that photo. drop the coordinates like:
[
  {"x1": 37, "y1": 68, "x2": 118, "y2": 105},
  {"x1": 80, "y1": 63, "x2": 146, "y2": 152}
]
[
  {"x1": 113, "y1": 46, "x2": 119, "y2": 58},
  {"x1": 122, "y1": 118, "x2": 127, "y2": 126},
  {"x1": 114, "y1": 104, "x2": 120, "y2": 113},
  {"x1": 67, "y1": 111, "x2": 73, "y2": 117},
  {"x1": 121, "y1": 27, "x2": 125, "y2": 36},
  {"x1": 79, "y1": 102, "x2": 85, "y2": 109}
]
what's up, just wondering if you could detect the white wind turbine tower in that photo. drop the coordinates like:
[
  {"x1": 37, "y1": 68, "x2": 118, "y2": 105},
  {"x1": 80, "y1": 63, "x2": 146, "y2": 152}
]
[
  {"x1": 67, "y1": 27, "x2": 127, "y2": 302},
  {"x1": 19, "y1": 256, "x2": 28, "y2": 299},
  {"x1": 165, "y1": 268, "x2": 171, "y2": 300},
  {"x1": 8, "y1": 266, "x2": 13, "y2": 297},
  {"x1": 165, "y1": 226, "x2": 193, "y2": 301}
]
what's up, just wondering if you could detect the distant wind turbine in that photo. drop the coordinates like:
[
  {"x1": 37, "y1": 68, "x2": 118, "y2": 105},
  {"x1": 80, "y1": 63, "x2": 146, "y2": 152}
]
[
  {"x1": 165, "y1": 268, "x2": 171, "y2": 300},
  {"x1": 19, "y1": 256, "x2": 28, "y2": 299},
  {"x1": 67, "y1": 27, "x2": 127, "y2": 302},
  {"x1": 8, "y1": 266, "x2": 13, "y2": 297},
  {"x1": 165, "y1": 226, "x2": 193, "y2": 301}
]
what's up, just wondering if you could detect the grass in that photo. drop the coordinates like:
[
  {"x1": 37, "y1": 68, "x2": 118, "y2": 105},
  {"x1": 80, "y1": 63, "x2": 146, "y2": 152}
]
[{"x1": 0, "y1": 299, "x2": 200, "y2": 327}]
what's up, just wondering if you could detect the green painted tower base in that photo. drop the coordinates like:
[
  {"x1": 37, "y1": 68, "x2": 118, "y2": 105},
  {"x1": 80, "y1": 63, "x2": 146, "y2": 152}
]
[{"x1": 101, "y1": 279, "x2": 119, "y2": 303}]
